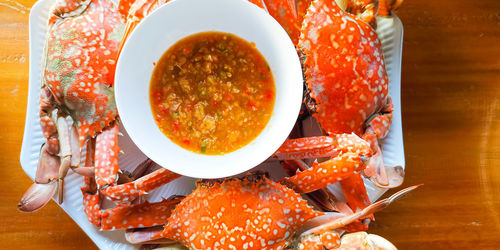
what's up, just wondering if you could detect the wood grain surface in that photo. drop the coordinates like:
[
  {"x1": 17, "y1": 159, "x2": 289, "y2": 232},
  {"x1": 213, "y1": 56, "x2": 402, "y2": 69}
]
[{"x1": 1, "y1": 0, "x2": 499, "y2": 249}]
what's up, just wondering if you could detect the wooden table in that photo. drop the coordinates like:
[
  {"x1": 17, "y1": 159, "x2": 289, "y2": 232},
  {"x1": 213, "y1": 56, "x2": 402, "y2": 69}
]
[{"x1": 1, "y1": 0, "x2": 499, "y2": 249}]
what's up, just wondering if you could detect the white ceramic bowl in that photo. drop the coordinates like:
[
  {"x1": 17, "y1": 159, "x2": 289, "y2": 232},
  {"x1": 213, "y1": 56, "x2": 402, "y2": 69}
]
[{"x1": 115, "y1": 0, "x2": 303, "y2": 178}]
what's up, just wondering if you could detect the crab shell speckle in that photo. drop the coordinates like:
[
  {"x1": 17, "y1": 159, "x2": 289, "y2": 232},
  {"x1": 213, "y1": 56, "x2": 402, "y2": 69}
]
[
  {"x1": 157, "y1": 174, "x2": 323, "y2": 249},
  {"x1": 43, "y1": 0, "x2": 124, "y2": 146},
  {"x1": 299, "y1": 0, "x2": 389, "y2": 136}
]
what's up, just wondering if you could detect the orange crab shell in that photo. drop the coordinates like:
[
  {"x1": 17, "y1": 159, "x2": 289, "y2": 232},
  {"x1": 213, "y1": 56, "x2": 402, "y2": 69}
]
[
  {"x1": 43, "y1": 0, "x2": 124, "y2": 146},
  {"x1": 263, "y1": 0, "x2": 300, "y2": 44},
  {"x1": 299, "y1": 0, "x2": 389, "y2": 136},
  {"x1": 157, "y1": 174, "x2": 323, "y2": 249}
]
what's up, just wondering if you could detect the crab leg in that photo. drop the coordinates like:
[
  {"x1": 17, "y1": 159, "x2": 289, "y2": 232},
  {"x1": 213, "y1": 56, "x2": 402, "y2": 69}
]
[
  {"x1": 100, "y1": 197, "x2": 183, "y2": 230},
  {"x1": 82, "y1": 182, "x2": 101, "y2": 227},
  {"x1": 55, "y1": 115, "x2": 85, "y2": 203},
  {"x1": 56, "y1": 116, "x2": 72, "y2": 203},
  {"x1": 83, "y1": 183, "x2": 183, "y2": 230},
  {"x1": 82, "y1": 122, "x2": 120, "y2": 225},
  {"x1": 275, "y1": 133, "x2": 371, "y2": 160},
  {"x1": 281, "y1": 152, "x2": 368, "y2": 193},
  {"x1": 39, "y1": 89, "x2": 57, "y2": 142},
  {"x1": 95, "y1": 123, "x2": 120, "y2": 188},
  {"x1": 83, "y1": 191, "x2": 182, "y2": 230},
  {"x1": 82, "y1": 138, "x2": 101, "y2": 227},
  {"x1": 339, "y1": 174, "x2": 372, "y2": 216},
  {"x1": 282, "y1": 160, "x2": 369, "y2": 231},
  {"x1": 281, "y1": 160, "x2": 352, "y2": 213},
  {"x1": 101, "y1": 168, "x2": 181, "y2": 204},
  {"x1": 277, "y1": 133, "x2": 375, "y2": 216},
  {"x1": 83, "y1": 150, "x2": 182, "y2": 229}
]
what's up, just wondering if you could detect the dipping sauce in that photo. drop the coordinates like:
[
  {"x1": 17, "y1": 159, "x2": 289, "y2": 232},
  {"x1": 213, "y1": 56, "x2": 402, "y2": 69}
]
[{"x1": 150, "y1": 32, "x2": 275, "y2": 155}]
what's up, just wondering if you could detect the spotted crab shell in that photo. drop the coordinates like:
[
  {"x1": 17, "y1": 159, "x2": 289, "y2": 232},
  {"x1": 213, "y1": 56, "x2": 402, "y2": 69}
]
[
  {"x1": 158, "y1": 174, "x2": 322, "y2": 249},
  {"x1": 43, "y1": 0, "x2": 124, "y2": 145},
  {"x1": 263, "y1": 0, "x2": 301, "y2": 45},
  {"x1": 299, "y1": 0, "x2": 389, "y2": 136}
]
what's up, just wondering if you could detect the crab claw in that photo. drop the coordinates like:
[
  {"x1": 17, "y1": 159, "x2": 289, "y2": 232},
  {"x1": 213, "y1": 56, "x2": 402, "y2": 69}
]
[
  {"x1": 18, "y1": 182, "x2": 57, "y2": 212},
  {"x1": 18, "y1": 143, "x2": 60, "y2": 212}
]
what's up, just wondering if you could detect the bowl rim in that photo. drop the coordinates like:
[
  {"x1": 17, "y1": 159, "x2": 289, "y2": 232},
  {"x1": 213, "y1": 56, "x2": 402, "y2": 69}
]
[{"x1": 115, "y1": 0, "x2": 303, "y2": 178}]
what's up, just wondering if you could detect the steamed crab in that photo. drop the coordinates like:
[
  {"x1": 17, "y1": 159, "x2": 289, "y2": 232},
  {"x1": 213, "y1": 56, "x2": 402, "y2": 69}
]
[
  {"x1": 261, "y1": 0, "x2": 405, "y2": 215},
  {"x1": 18, "y1": 0, "x2": 179, "y2": 212},
  {"x1": 97, "y1": 172, "x2": 419, "y2": 249}
]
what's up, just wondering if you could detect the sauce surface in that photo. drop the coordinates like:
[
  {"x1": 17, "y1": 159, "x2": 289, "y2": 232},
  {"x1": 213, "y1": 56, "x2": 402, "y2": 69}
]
[{"x1": 150, "y1": 32, "x2": 275, "y2": 155}]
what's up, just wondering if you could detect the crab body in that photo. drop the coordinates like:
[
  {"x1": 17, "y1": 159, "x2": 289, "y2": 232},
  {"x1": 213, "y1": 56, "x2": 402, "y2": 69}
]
[
  {"x1": 299, "y1": 0, "x2": 388, "y2": 137},
  {"x1": 44, "y1": 0, "x2": 123, "y2": 145},
  {"x1": 159, "y1": 175, "x2": 322, "y2": 249}
]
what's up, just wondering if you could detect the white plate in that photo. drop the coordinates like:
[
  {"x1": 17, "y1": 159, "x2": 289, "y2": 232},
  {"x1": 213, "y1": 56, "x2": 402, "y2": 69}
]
[{"x1": 20, "y1": 0, "x2": 405, "y2": 248}]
